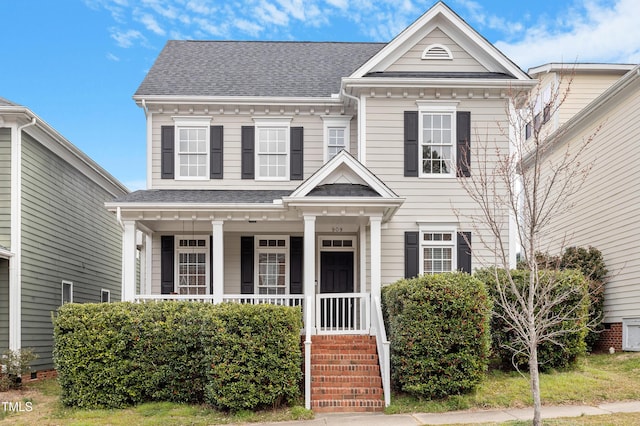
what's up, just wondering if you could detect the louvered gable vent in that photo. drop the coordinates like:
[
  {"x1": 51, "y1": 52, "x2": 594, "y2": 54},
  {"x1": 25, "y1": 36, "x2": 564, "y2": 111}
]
[{"x1": 422, "y1": 44, "x2": 453, "y2": 60}]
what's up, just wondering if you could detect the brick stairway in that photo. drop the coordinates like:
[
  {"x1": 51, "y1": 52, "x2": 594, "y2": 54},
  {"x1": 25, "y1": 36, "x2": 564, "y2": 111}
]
[{"x1": 310, "y1": 335, "x2": 384, "y2": 412}]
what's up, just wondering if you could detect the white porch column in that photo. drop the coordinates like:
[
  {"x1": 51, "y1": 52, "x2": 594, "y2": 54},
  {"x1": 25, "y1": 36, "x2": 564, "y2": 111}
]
[
  {"x1": 144, "y1": 233, "x2": 153, "y2": 294},
  {"x1": 303, "y1": 215, "x2": 316, "y2": 334},
  {"x1": 359, "y1": 221, "x2": 367, "y2": 293},
  {"x1": 369, "y1": 215, "x2": 382, "y2": 300},
  {"x1": 122, "y1": 220, "x2": 138, "y2": 302},
  {"x1": 212, "y1": 220, "x2": 224, "y2": 304}
]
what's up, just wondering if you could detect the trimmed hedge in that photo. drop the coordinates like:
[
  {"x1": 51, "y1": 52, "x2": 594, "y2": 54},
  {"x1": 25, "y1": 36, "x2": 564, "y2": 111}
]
[
  {"x1": 382, "y1": 273, "x2": 492, "y2": 399},
  {"x1": 53, "y1": 302, "x2": 302, "y2": 411},
  {"x1": 475, "y1": 268, "x2": 589, "y2": 371}
]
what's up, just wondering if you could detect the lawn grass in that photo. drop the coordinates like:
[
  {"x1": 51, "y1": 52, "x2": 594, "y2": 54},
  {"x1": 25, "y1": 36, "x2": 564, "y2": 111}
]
[
  {"x1": 386, "y1": 352, "x2": 640, "y2": 414},
  {"x1": 0, "y1": 352, "x2": 638, "y2": 425}
]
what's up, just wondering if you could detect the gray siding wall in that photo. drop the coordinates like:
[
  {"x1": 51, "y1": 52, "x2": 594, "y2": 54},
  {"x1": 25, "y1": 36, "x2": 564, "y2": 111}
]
[
  {"x1": 0, "y1": 259, "x2": 8, "y2": 354},
  {"x1": 0, "y1": 128, "x2": 11, "y2": 248},
  {"x1": 20, "y1": 133, "x2": 123, "y2": 369}
]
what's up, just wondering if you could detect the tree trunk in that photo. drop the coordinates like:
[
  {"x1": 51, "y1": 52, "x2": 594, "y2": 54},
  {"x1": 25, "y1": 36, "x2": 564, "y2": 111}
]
[{"x1": 529, "y1": 345, "x2": 542, "y2": 426}]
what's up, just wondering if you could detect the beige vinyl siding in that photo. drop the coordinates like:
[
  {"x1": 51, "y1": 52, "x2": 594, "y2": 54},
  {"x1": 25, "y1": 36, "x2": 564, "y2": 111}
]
[
  {"x1": 0, "y1": 259, "x2": 8, "y2": 354},
  {"x1": 20, "y1": 133, "x2": 123, "y2": 369},
  {"x1": 365, "y1": 96, "x2": 510, "y2": 284},
  {"x1": 385, "y1": 28, "x2": 487, "y2": 73},
  {"x1": 150, "y1": 113, "x2": 349, "y2": 189},
  {"x1": 557, "y1": 73, "x2": 626, "y2": 127},
  {"x1": 535, "y1": 79, "x2": 640, "y2": 323},
  {"x1": 0, "y1": 128, "x2": 11, "y2": 248}
]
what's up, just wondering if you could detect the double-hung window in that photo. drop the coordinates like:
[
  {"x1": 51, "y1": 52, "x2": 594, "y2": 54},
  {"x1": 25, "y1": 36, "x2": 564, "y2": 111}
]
[
  {"x1": 418, "y1": 103, "x2": 457, "y2": 177},
  {"x1": 420, "y1": 227, "x2": 456, "y2": 274},
  {"x1": 174, "y1": 117, "x2": 211, "y2": 180},
  {"x1": 322, "y1": 116, "x2": 351, "y2": 162},
  {"x1": 254, "y1": 119, "x2": 290, "y2": 180},
  {"x1": 256, "y1": 236, "x2": 289, "y2": 295},
  {"x1": 176, "y1": 237, "x2": 209, "y2": 295}
]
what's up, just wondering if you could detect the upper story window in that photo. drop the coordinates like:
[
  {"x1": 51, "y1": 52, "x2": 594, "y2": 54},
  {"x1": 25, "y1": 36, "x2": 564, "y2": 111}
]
[
  {"x1": 254, "y1": 118, "x2": 290, "y2": 180},
  {"x1": 61, "y1": 280, "x2": 73, "y2": 304},
  {"x1": 173, "y1": 117, "x2": 211, "y2": 180},
  {"x1": 418, "y1": 103, "x2": 457, "y2": 177},
  {"x1": 322, "y1": 116, "x2": 351, "y2": 162}
]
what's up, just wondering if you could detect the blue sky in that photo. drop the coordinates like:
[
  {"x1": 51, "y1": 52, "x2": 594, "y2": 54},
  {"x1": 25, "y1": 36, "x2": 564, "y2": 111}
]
[{"x1": 1, "y1": 0, "x2": 638, "y2": 191}]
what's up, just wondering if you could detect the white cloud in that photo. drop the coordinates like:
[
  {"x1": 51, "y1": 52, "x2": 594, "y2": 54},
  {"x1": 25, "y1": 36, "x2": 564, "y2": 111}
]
[
  {"x1": 106, "y1": 52, "x2": 121, "y2": 61},
  {"x1": 110, "y1": 28, "x2": 146, "y2": 47},
  {"x1": 255, "y1": 1, "x2": 289, "y2": 26},
  {"x1": 138, "y1": 13, "x2": 166, "y2": 35},
  {"x1": 495, "y1": 0, "x2": 640, "y2": 70},
  {"x1": 235, "y1": 19, "x2": 263, "y2": 37}
]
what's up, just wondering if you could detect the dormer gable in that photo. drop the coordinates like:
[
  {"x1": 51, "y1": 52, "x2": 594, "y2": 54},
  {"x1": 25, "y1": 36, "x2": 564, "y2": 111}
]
[{"x1": 349, "y1": 1, "x2": 529, "y2": 81}]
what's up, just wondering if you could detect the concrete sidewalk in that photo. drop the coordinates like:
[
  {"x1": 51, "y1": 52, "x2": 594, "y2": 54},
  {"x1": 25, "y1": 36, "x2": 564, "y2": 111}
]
[{"x1": 262, "y1": 401, "x2": 640, "y2": 425}]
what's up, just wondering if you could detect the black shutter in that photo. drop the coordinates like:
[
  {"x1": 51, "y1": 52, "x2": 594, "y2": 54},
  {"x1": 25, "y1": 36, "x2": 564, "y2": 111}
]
[
  {"x1": 456, "y1": 111, "x2": 471, "y2": 177},
  {"x1": 210, "y1": 125, "x2": 223, "y2": 179},
  {"x1": 457, "y1": 232, "x2": 472, "y2": 273},
  {"x1": 240, "y1": 236, "x2": 254, "y2": 294},
  {"x1": 161, "y1": 126, "x2": 175, "y2": 179},
  {"x1": 160, "y1": 236, "x2": 174, "y2": 294},
  {"x1": 241, "y1": 126, "x2": 255, "y2": 179},
  {"x1": 404, "y1": 231, "x2": 419, "y2": 278},
  {"x1": 404, "y1": 111, "x2": 419, "y2": 177},
  {"x1": 290, "y1": 127, "x2": 304, "y2": 180},
  {"x1": 290, "y1": 236, "x2": 303, "y2": 294}
]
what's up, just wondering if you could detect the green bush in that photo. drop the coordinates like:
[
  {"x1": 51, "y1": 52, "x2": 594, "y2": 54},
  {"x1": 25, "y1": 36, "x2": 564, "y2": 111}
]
[
  {"x1": 475, "y1": 268, "x2": 589, "y2": 371},
  {"x1": 53, "y1": 302, "x2": 302, "y2": 410},
  {"x1": 203, "y1": 303, "x2": 302, "y2": 411},
  {"x1": 0, "y1": 348, "x2": 38, "y2": 391},
  {"x1": 382, "y1": 273, "x2": 492, "y2": 399},
  {"x1": 560, "y1": 247, "x2": 607, "y2": 352}
]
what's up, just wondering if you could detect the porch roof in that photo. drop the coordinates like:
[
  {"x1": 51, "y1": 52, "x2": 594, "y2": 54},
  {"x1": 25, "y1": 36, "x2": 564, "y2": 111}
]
[{"x1": 112, "y1": 189, "x2": 292, "y2": 204}]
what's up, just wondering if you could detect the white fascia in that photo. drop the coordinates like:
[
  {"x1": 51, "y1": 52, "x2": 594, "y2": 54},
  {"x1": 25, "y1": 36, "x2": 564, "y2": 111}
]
[
  {"x1": 134, "y1": 95, "x2": 343, "y2": 106},
  {"x1": 342, "y1": 77, "x2": 538, "y2": 90}
]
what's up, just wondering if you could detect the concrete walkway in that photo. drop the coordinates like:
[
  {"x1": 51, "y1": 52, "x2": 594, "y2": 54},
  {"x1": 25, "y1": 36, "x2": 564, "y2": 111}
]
[{"x1": 262, "y1": 401, "x2": 640, "y2": 425}]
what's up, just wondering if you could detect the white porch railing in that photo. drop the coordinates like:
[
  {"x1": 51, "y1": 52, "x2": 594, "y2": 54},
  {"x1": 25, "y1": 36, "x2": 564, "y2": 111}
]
[
  {"x1": 134, "y1": 294, "x2": 217, "y2": 303},
  {"x1": 371, "y1": 295, "x2": 391, "y2": 407},
  {"x1": 316, "y1": 292, "x2": 370, "y2": 334}
]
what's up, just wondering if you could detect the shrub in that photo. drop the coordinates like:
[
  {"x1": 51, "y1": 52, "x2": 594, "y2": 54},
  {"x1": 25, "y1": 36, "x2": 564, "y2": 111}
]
[
  {"x1": 560, "y1": 247, "x2": 607, "y2": 352},
  {"x1": 0, "y1": 348, "x2": 38, "y2": 391},
  {"x1": 203, "y1": 303, "x2": 302, "y2": 412},
  {"x1": 382, "y1": 273, "x2": 492, "y2": 399},
  {"x1": 476, "y1": 268, "x2": 589, "y2": 371},
  {"x1": 53, "y1": 302, "x2": 302, "y2": 410}
]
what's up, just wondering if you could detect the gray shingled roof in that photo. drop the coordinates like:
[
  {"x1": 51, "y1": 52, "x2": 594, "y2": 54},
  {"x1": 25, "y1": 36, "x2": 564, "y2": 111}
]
[
  {"x1": 135, "y1": 41, "x2": 385, "y2": 98},
  {"x1": 0, "y1": 97, "x2": 19, "y2": 106},
  {"x1": 307, "y1": 184, "x2": 381, "y2": 197},
  {"x1": 114, "y1": 189, "x2": 292, "y2": 204}
]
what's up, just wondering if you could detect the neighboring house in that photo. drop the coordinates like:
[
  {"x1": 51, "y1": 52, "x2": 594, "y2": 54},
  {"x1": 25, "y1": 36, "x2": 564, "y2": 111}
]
[
  {"x1": 106, "y1": 2, "x2": 535, "y2": 410},
  {"x1": 523, "y1": 63, "x2": 640, "y2": 352},
  {"x1": 0, "y1": 97, "x2": 128, "y2": 374}
]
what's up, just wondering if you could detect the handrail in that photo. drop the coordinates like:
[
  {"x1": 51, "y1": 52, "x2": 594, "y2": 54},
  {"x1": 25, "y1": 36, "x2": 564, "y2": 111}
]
[{"x1": 371, "y1": 295, "x2": 390, "y2": 407}]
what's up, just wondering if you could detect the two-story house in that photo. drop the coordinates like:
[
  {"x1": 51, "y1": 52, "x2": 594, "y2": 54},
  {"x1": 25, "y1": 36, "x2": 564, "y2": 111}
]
[
  {"x1": 107, "y1": 2, "x2": 535, "y2": 411},
  {"x1": 523, "y1": 63, "x2": 640, "y2": 352},
  {"x1": 0, "y1": 97, "x2": 128, "y2": 376}
]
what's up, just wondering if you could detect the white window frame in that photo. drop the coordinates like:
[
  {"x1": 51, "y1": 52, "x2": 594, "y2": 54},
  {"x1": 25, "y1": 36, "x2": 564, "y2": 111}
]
[
  {"x1": 100, "y1": 289, "x2": 111, "y2": 303},
  {"x1": 254, "y1": 118, "x2": 291, "y2": 181},
  {"x1": 322, "y1": 116, "x2": 351, "y2": 162},
  {"x1": 175, "y1": 235, "x2": 210, "y2": 295},
  {"x1": 418, "y1": 224, "x2": 457, "y2": 274},
  {"x1": 417, "y1": 102, "x2": 458, "y2": 178},
  {"x1": 61, "y1": 280, "x2": 73, "y2": 305},
  {"x1": 254, "y1": 235, "x2": 290, "y2": 295},
  {"x1": 173, "y1": 117, "x2": 212, "y2": 180}
]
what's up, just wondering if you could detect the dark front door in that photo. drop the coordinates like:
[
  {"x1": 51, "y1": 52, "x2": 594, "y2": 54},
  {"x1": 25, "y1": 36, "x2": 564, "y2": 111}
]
[
  {"x1": 320, "y1": 252, "x2": 354, "y2": 328},
  {"x1": 320, "y1": 252, "x2": 354, "y2": 293}
]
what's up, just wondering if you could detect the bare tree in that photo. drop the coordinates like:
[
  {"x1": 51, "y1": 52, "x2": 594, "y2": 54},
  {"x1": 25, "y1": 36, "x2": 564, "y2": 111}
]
[{"x1": 458, "y1": 72, "x2": 603, "y2": 426}]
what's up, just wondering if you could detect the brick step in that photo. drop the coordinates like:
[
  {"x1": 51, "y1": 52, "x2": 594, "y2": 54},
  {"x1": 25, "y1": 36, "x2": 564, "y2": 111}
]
[
  {"x1": 311, "y1": 386, "x2": 384, "y2": 397},
  {"x1": 311, "y1": 343, "x2": 378, "y2": 354},
  {"x1": 312, "y1": 335, "x2": 376, "y2": 343},
  {"x1": 311, "y1": 399, "x2": 385, "y2": 413},
  {"x1": 312, "y1": 375, "x2": 382, "y2": 387},
  {"x1": 311, "y1": 364, "x2": 380, "y2": 375},
  {"x1": 311, "y1": 354, "x2": 379, "y2": 365}
]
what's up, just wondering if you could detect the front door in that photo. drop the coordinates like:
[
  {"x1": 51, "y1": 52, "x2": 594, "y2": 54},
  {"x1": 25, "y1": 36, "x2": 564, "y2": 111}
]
[
  {"x1": 320, "y1": 251, "x2": 354, "y2": 293},
  {"x1": 320, "y1": 252, "x2": 354, "y2": 328}
]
